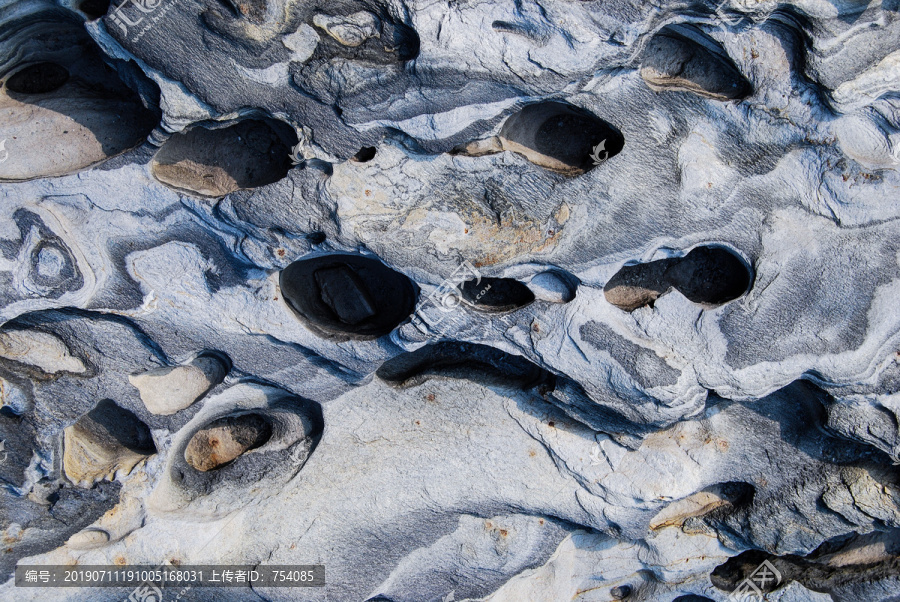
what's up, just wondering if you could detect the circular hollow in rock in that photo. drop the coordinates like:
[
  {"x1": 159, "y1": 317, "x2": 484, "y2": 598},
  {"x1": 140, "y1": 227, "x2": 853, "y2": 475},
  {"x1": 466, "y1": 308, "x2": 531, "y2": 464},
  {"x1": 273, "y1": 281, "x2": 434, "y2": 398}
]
[
  {"x1": 78, "y1": 0, "x2": 111, "y2": 18},
  {"x1": 279, "y1": 254, "x2": 417, "y2": 340},
  {"x1": 151, "y1": 118, "x2": 297, "y2": 197},
  {"x1": 351, "y1": 147, "x2": 377, "y2": 162},
  {"x1": 459, "y1": 277, "x2": 535, "y2": 313},
  {"x1": 6, "y1": 62, "x2": 69, "y2": 95},
  {"x1": 184, "y1": 413, "x2": 272, "y2": 472},
  {"x1": 665, "y1": 246, "x2": 753, "y2": 306},
  {"x1": 499, "y1": 101, "x2": 625, "y2": 175}
]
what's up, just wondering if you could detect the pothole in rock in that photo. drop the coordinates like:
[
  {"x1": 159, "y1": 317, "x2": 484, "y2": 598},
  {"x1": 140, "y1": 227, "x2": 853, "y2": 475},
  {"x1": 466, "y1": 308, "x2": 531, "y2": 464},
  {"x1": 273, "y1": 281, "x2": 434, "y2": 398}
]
[
  {"x1": 459, "y1": 277, "x2": 536, "y2": 313},
  {"x1": 78, "y1": 0, "x2": 111, "y2": 19},
  {"x1": 604, "y1": 245, "x2": 753, "y2": 311},
  {"x1": 279, "y1": 254, "x2": 418, "y2": 340},
  {"x1": 351, "y1": 146, "x2": 377, "y2": 162},
  {"x1": 6, "y1": 62, "x2": 69, "y2": 95},
  {"x1": 184, "y1": 413, "x2": 272, "y2": 472},
  {"x1": 0, "y1": 12, "x2": 160, "y2": 181},
  {"x1": 151, "y1": 117, "x2": 298, "y2": 197},
  {"x1": 376, "y1": 341, "x2": 555, "y2": 390},
  {"x1": 498, "y1": 101, "x2": 625, "y2": 175},
  {"x1": 640, "y1": 24, "x2": 752, "y2": 102}
]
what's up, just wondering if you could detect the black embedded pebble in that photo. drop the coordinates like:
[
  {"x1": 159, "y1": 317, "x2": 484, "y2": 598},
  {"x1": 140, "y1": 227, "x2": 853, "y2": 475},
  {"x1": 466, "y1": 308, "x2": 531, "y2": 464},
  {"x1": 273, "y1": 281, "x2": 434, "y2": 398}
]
[
  {"x1": 460, "y1": 277, "x2": 535, "y2": 313},
  {"x1": 665, "y1": 246, "x2": 753, "y2": 305},
  {"x1": 605, "y1": 246, "x2": 752, "y2": 311},
  {"x1": 499, "y1": 101, "x2": 625, "y2": 175},
  {"x1": 280, "y1": 254, "x2": 417, "y2": 340},
  {"x1": 640, "y1": 26, "x2": 752, "y2": 101},
  {"x1": 376, "y1": 341, "x2": 555, "y2": 390}
]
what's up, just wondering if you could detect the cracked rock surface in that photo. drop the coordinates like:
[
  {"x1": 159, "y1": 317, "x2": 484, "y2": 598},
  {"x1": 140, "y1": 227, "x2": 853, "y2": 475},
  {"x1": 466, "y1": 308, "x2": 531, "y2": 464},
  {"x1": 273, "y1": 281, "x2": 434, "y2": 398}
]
[{"x1": 1, "y1": 0, "x2": 900, "y2": 600}]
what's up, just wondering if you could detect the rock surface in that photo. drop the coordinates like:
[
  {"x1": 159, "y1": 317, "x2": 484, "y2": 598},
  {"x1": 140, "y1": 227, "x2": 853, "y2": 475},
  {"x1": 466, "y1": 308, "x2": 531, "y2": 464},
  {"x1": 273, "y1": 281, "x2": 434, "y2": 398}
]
[
  {"x1": 1, "y1": 0, "x2": 900, "y2": 600},
  {"x1": 62, "y1": 399, "x2": 156, "y2": 485},
  {"x1": 128, "y1": 354, "x2": 228, "y2": 415},
  {"x1": 0, "y1": 9, "x2": 158, "y2": 181}
]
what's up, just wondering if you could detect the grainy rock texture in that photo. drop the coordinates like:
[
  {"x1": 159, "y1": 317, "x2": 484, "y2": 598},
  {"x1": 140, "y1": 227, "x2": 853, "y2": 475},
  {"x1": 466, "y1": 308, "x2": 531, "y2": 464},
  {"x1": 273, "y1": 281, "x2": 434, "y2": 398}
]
[{"x1": 1, "y1": 0, "x2": 900, "y2": 600}]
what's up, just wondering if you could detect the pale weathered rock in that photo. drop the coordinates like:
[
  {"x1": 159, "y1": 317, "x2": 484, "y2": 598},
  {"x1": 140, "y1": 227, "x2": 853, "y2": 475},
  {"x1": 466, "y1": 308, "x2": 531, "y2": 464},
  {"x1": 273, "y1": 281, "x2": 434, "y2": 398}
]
[
  {"x1": 0, "y1": 13, "x2": 158, "y2": 181},
  {"x1": 0, "y1": 329, "x2": 86, "y2": 374},
  {"x1": 63, "y1": 400, "x2": 156, "y2": 485},
  {"x1": 128, "y1": 354, "x2": 228, "y2": 415},
  {"x1": 528, "y1": 271, "x2": 577, "y2": 304},
  {"x1": 184, "y1": 413, "x2": 272, "y2": 471},
  {"x1": 312, "y1": 12, "x2": 380, "y2": 47},
  {"x1": 65, "y1": 528, "x2": 109, "y2": 550}
]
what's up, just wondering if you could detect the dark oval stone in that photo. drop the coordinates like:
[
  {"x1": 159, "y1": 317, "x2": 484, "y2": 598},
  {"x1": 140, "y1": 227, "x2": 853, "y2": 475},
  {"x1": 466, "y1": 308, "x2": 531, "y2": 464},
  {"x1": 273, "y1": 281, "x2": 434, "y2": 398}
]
[
  {"x1": 459, "y1": 277, "x2": 535, "y2": 313},
  {"x1": 280, "y1": 254, "x2": 417, "y2": 340},
  {"x1": 151, "y1": 118, "x2": 297, "y2": 197},
  {"x1": 641, "y1": 26, "x2": 752, "y2": 101},
  {"x1": 6, "y1": 62, "x2": 69, "y2": 95},
  {"x1": 351, "y1": 147, "x2": 377, "y2": 162},
  {"x1": 79, "y1": 0, "x2": 111, "y2": 18},
  {"x1": 499, "y1": 101, "x2": 625, "y2": 175},
  {"x1": 605, "y1": 246, "x2": 752, "y2": 311},
  {"x1": 376, "y1": 341, "x2": 554, "y2": 390},
  {"x1": 665, "y1": 246, "x2": 752, "y2": 305}
]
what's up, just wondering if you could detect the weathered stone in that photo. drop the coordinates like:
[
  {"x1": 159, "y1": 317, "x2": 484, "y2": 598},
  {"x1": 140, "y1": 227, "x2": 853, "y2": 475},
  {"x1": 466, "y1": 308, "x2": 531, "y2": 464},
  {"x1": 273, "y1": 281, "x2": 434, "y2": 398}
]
[
  {"x1": 640, "y1": 26, "x2": 752, "y2": 101},
  {"x1": 528, "y1": 271, "x2": 577, "y2": 304},
  {"x1": 63, "y1": 400, "x2": 156, "y2": 485},
  {"x1": 0, "y1": 329, "x2": 86, "y2": 375},
  {"x1": 498, "y1": 102, "x2": 624, "y2": 175},
  {"x1": 128, "y1": 354, "x2": 228, "y2": 415},
  {"x1": 280, "y1": 254, "x2": 417, "y2": 340},
  {"x1": 151, "y1": 118, "x2": 296, "y2": 197},
  {"x1": 184, "y1": 413, "x2": 272, "y2": 472},
  {"x1": 604, "y1": 246, "x2": 751, "y2": 311},
  {"x1": 460, "y1": 277, "x2": 535, "y2": 313},
  {"x1": 313, "y1": 12, "x2": 380, "y2": 47},
  {"x1": 0, "y1": 15, "x2": 158, "y2": 181}
]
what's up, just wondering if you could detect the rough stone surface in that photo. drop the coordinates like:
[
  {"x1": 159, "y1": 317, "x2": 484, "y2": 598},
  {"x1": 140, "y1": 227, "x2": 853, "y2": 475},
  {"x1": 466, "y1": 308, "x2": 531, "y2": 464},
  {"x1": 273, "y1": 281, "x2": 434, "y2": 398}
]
[
  {"x1": 183, "y1": 413, "x2": 272, "y2": 472},
  {"x1": 2, "y1": 0, "x2": 900, "y2": 600},
  {"x1": 128, "y1": 354, "x2": 228, "y2": 415},
  {"x1": 62, "y1": 399, "x2": 156, "y2": 485}
]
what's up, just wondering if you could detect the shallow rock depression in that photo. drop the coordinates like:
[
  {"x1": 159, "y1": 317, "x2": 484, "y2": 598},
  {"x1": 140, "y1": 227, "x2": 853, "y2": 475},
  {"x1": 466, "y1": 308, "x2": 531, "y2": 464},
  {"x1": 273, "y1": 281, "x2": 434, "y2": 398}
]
[{"x1": 1, "y1": 0, "x2": 900, "y2": 600}]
